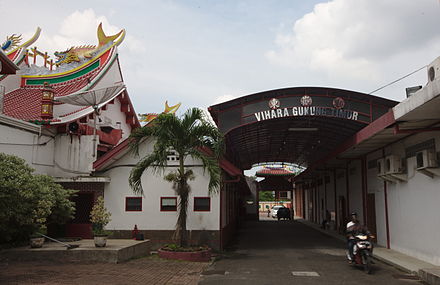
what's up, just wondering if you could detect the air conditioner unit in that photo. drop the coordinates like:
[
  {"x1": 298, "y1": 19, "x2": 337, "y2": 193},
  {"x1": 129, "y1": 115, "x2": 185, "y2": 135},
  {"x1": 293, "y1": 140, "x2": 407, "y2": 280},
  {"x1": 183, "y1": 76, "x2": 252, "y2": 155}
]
[
  {"x1": 427, "y1": 56, "x2": 440, "y2": 83},
  {"x1": 416, "y1": 149, "x2": 438, "y2": 169},
  {"x1": 385, "y1": 155, "x2": 403, "y2": 174},
  {"x1": 377, "y1": 158, "x2": 385, "y2": 176}
]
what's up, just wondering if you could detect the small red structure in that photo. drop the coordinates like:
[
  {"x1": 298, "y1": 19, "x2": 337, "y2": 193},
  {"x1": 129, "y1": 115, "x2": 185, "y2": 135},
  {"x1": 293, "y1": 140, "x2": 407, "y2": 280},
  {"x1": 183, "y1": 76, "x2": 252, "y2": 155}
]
[{"x1": 131, "y1": 224, "x2": 139, "y2": 239}]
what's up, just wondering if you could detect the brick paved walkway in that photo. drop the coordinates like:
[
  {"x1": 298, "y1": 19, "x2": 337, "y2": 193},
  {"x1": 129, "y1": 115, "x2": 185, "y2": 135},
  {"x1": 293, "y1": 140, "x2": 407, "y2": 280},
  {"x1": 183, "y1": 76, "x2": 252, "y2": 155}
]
[{"x1": 0, "y1": 255, "x2": 209, "y2": 285}]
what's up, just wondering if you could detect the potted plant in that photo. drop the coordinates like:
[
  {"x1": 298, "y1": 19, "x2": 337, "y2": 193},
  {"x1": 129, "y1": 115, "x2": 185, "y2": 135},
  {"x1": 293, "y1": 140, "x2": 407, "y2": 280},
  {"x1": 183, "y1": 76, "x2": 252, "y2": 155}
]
[
  {"x1": 29, "y1": 225, "x2": 47, "y2": 248},
  {"x1": 90, "y1": 196, "x2": 111, "y2": 247}
]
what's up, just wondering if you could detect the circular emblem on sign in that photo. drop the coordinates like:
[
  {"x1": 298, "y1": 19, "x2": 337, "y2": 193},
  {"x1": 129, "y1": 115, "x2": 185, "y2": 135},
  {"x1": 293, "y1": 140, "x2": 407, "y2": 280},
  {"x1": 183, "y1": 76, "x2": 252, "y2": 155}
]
[
  {"x1": 268, "y1": 98, "x2": 280, "y2": 109},
  {"x1": 300, "y1": 95, "x2": 313, "y2": 107},
  {"x1": 333, "y1": 97, "x2": 345, "y2": 109}
]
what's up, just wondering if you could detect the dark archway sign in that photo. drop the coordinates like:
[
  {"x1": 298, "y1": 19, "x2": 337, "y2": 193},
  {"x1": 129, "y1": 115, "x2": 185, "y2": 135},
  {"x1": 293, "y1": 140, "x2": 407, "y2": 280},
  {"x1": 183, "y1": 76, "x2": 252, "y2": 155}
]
[{"x1": 209, "y1": 87, "x2": 398, "y2": 170}]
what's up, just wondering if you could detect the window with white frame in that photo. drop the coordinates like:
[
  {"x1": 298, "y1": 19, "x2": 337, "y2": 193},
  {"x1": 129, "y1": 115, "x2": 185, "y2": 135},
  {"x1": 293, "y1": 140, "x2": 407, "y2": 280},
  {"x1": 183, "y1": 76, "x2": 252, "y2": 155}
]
[{"x1": 161, "y1": 197, "x2": 177, "y2": 211}]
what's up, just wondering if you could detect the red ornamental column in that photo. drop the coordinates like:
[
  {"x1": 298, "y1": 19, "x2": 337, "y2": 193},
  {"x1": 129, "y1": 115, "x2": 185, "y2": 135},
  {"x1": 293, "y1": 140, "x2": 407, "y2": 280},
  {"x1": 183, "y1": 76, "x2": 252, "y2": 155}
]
[{"x1": 41, "y1": 82, "x2": 54, "y2": 119}]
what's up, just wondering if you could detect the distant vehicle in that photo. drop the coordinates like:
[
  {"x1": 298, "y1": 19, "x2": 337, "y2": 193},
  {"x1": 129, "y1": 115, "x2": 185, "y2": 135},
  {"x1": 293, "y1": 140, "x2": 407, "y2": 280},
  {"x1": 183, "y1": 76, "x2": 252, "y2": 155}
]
[
  {"x1": 277, "y1": 207, "x2": 291, "y2": 220},
  {"x1": 271, "y1": 205, "x2": 285, "y2": 218}
]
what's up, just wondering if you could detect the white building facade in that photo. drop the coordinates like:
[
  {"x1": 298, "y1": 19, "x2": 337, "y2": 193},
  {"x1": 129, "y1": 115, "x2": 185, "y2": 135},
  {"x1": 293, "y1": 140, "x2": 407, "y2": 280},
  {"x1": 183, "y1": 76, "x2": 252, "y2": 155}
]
[{"x1": 295, "y1": 56, "x2": 440, "y2": 266}]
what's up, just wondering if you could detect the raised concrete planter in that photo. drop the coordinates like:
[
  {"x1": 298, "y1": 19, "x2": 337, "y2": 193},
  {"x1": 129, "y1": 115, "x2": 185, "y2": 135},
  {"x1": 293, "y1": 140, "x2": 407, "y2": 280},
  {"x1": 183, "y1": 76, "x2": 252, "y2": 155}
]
[
  {"x1": 158, "y1": 248, "x2": 211, "y2": 262},
  {"x1": 419, "y1": 268, "x2": 440, "y2": 285},
  {"x1": 1, "y1": 239, "x2": 150, "y2": 263}
]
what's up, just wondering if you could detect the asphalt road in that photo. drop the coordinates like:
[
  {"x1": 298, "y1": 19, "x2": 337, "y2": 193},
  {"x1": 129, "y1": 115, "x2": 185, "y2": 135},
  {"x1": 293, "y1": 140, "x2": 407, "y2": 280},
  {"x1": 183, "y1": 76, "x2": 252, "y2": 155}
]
[{"x1": 199, "y1": 215, "x2": 424, "y2": 285}]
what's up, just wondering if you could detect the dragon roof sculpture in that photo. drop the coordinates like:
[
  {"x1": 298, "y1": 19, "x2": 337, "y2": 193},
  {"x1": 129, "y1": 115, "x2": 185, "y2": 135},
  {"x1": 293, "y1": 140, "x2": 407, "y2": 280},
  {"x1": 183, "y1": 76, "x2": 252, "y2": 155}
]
[
  {"x1": 1, "y1": 34, "x2": 22, "y2": 52},
  {"x1": 139, "y1": 101, "x2": 182, "y2": 124},
  {"x1": 54, "y1": 23, "x2": 125, "y2": 67}
]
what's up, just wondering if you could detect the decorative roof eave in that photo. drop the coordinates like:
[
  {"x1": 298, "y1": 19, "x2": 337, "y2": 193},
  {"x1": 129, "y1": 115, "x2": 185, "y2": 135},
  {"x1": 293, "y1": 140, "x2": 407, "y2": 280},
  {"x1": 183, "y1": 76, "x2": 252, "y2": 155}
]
[
  {"x1": 21, "y1": 24, "x2": 124, "y2": 82},
  {"x1": 6, "y1": 27, "x2": 41, "y2": 62},
  {"x1": 0, "y1": 51, "x2": 19, "y2": 74},
  {"x1": 256, "y1": 167, "x2": 295, "y2": 177}
]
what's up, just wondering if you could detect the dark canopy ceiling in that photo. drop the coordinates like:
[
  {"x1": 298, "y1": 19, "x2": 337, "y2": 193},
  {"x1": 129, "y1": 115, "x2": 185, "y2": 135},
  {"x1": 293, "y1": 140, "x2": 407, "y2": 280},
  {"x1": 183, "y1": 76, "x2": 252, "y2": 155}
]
[{"x1": 209, "y1": 87, "x2": 398, "y2": 170}]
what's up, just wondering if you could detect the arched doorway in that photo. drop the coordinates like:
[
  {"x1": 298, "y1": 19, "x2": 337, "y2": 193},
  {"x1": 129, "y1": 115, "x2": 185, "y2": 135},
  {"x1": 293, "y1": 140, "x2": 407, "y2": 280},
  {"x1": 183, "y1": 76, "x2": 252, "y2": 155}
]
[{"x1": 209, "y1": 87, "x2": 397, "y2": 247}]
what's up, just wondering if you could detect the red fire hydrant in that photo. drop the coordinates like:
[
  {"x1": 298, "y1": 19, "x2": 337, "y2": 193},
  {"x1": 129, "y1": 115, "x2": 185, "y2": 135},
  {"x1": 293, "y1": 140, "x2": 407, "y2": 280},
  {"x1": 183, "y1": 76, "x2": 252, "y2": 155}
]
[{"x1": 131, "y1": 224, "x2": 139, "y2": 240}]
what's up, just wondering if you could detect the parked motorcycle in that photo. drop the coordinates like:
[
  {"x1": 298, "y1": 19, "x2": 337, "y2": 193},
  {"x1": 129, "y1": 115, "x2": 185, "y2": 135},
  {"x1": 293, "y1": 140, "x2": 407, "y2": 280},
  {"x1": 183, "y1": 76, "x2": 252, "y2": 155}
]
[{"x1": 347, "y1": 234, "x2": 374, "y2": 274}]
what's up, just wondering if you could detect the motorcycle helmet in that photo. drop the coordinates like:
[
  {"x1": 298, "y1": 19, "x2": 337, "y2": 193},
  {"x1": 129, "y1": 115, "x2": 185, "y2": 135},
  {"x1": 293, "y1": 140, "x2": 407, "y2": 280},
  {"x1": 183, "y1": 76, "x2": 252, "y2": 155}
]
[{"x1": 350, "y1": 212, "x2": 357, "y2": 216}]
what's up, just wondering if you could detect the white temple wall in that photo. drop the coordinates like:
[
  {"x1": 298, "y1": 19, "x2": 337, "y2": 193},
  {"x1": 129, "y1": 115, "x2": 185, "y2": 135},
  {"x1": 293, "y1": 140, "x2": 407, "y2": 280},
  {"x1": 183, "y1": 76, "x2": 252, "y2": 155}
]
[
  {"x1": 347, "y1": 160, "x2": 364, "y2": 223},
  {"x1": 0, "y1": 64, "x2": 22, "y2": 94},
  {"x1": 91, "y1": 57, "x2": 123, "y2": 89},
  {"x1": 102, "y1": 138, "x2": 220, "y2": 232},
  {"x1": 53, "y1": 134, "x2": 95, "y2": 177},
  {"x1": 382, "y1": 131, "x2": 440, "y2": 265},
  {"x1": 0, "y1": 115, "x2": 54, "y2": 175},
  {"x1": 99, "y1": 97, "x2": 132, "y2": 142}
]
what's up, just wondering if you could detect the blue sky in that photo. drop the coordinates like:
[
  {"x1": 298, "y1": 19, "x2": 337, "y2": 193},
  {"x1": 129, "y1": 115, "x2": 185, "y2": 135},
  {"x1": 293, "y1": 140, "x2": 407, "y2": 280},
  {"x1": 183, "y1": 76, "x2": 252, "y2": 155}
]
[{"x1": 2, "y1": 0, "x2": 440, "y2": 115}]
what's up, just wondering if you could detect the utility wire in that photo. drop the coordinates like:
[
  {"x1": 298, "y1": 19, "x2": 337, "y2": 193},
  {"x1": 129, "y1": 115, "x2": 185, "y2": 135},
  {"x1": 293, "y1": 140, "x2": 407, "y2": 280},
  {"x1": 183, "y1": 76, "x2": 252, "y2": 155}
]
[{"x1": 368, "y1": 65, "x2": 427, "y2": 95}]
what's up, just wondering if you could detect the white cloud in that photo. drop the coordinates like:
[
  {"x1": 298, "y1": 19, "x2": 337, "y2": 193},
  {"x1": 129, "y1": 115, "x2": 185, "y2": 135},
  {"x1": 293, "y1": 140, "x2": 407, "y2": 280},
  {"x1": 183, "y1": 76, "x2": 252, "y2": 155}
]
[
  {"x1": 267, "y1": 0, "x2": 440, "y2": 82},
  {"x1": 213, "y1": 94, "x2": 239, "y2": 105},
  {"x1": 18, "y1": 9, "x2": 141, "y2": 56}
]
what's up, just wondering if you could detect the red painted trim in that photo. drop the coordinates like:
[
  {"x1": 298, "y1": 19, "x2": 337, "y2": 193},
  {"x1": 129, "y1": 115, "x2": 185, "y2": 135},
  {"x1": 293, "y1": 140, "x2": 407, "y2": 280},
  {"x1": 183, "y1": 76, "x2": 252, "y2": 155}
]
[
  {"x1": 302, "y1": 188, "x2": 306, "y2": 219},
  {"x1": 346, "y1": 163, "x2": 350, "y2": 215},
  {"x1": 160, "y1": 197, "x2": 177, "y2": 212},
  {"x1": 394, "y1": 125, "x2": 440, "y2": 134},
  {"x1": 333, "y1": 170, "x2": 338, "y2": 229},
  {"x1": 93, "y1": 138, "x2": 130, "y2": 170},
  {"x1": 361, "y1": 157, "x2": 367, "y2": 225},
  {"x1": 194, "y1": 197, "x2": 211, "y2": 212},
  {"x1": 125, "y1": 197, "x2": 142, "y2": 212},
  {"x1": 223, "y1": 177, "x2": 240, "y2": 183},
  {"x1": 295, "y1": 109, "x2": 395, "y2": 181},
  {"x1": 78, "y1": 124, "x2": 122, "y2": 145},
  {"x1": 198, "y1": 147, "x2": 243, "y2": 177},
  {"x1": 219, "y1": 184, "x2": 223, "y2": 250},
  {"x1": 383, "y1": 149, "x2": 391, "y2": 249}
]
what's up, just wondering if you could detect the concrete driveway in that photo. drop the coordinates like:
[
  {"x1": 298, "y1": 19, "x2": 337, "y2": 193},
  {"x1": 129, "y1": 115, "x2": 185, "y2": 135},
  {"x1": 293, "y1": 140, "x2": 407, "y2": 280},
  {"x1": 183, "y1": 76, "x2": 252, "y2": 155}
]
[{"x1": 200, "y1": 215, "x2": 425, "y2": 284}]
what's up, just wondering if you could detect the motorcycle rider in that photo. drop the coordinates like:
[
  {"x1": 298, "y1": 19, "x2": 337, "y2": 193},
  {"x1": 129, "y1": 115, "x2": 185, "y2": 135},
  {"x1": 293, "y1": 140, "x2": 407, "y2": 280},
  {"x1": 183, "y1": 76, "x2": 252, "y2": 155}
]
[{"x1": 346, "y1": 212, "x2": 371, "y2": 263}]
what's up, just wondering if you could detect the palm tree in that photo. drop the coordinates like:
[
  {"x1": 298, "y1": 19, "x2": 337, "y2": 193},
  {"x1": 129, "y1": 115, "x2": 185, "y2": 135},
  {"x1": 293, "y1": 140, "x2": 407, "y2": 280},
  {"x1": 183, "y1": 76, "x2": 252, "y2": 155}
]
[{"x1": 128, "y1": 108, "x2": 223, "y2": 247}]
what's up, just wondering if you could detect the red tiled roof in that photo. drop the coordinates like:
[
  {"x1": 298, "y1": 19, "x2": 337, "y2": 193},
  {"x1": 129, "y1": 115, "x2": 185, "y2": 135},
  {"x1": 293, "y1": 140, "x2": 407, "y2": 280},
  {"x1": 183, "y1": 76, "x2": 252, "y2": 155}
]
[
  {"x1": 3, "y1": 70, "x2": 99, "y2": 121},
  {"x1": 256, "y1": 167, "x2": 295, "y2": 177}
]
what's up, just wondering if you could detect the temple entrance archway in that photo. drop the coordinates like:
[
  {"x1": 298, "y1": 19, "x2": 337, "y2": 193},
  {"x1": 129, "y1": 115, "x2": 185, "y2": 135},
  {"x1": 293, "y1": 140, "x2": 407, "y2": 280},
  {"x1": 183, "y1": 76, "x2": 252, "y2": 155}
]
[{"x1": 209, "y1": 87, "x2": 397, "y2": 248}]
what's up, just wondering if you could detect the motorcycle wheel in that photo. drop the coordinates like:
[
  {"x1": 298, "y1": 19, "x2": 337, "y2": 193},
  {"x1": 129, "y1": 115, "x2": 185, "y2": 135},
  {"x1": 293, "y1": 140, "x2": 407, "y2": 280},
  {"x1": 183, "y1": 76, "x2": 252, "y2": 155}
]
[{"x1": 362, "y1": 254, "x2": 372, "y2": 274}]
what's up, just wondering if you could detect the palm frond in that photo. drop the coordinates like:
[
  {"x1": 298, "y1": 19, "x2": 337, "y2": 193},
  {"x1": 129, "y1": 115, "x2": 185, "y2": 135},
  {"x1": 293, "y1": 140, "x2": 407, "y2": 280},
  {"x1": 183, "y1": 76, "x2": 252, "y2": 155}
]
[
  {"x1": 181, "y1": 108, "x2": 203, "y2": 133},
  {"x1": 129, "y1": 124, "x2": 156, "y2": 155},
  {"x1": 129, "y1": 151, "x2": 167, "y2": 196},
  {"x1": 188, "y1": 149, "x2": 221, "y2": 194},
  {"x1": 189, "y1": 122, "x2": 224, "y2": 156}
]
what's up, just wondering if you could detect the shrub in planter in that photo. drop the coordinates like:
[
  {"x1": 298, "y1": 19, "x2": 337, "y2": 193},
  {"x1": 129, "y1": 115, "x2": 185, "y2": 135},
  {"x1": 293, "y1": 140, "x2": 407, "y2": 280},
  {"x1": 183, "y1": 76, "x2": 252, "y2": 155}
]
[
  {"x1": 158, "y1": 243, "x2": 212, "y2": 262},
  {"x1": 90, "y1": 196, "x2": 111, "y2": 247}
]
